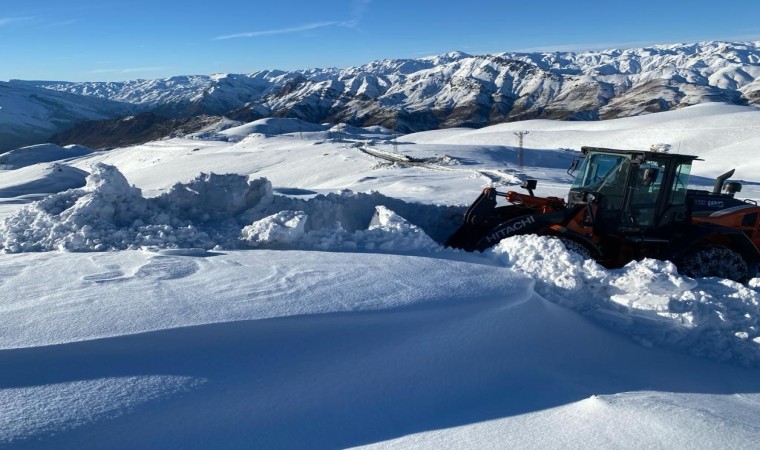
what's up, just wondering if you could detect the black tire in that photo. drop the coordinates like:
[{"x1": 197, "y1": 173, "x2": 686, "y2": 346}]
[
  {"x1": 558, "y1": 237, "x2": 592, "y2": 260},
  {"x1": 678, "y1": 245, "x2": 751, "y2": 283}
]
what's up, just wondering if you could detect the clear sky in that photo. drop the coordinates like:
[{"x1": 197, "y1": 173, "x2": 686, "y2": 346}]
[{"x1": 2, "y1": 0, "x2": 760, "y2": 82}]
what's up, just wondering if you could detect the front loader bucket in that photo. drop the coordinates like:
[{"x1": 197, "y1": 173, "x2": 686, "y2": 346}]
[
  {"x1": 444, "y1": 189, "x2": 533, "y2": 251},
  {"x1": 444, "y1": 223, "x2": 487, "y2": 251}
]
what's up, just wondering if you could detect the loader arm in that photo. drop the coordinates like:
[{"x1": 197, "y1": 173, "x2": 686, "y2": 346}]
[{"x1": 444, "y1": 187, "x2": 566, "y2": 251}]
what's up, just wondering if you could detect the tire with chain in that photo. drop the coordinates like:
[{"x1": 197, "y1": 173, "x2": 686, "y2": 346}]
[
  {"x1": 558, "y1": 237, "x2": 592, "y2": 260},
  {"x1": 678, "y1": 245, "x2": 750, "y2": 283}
]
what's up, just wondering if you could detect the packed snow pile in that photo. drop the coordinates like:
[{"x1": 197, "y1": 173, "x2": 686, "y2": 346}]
[
  {"x1": 492, "y1": 235, "x2": 760, "y2": 367},
  {"x1": 242, "y1": 210, "x2": 307, "y2": 246},
  {"x1": 0, "y1": 164, "x2": 461, "y2": 253},
  {"x1": 241, "y1": 204, "x2": 440, "y2": 252},
  {"x1": 0, "y1": 164, "x2": 212, "y2": 252}
]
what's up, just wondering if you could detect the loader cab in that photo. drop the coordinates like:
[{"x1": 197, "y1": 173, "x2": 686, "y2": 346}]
[{"x1": 568, "y1": 147, "x2": 698, "y2": 232}]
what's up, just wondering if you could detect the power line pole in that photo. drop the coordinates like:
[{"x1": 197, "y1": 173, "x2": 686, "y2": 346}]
[
  {"x1": 392, "y1": 112, "x2": 399, "y2": 152},
  {"x1": 514, "y1": 131, "x2": 529, "y2": 171}
]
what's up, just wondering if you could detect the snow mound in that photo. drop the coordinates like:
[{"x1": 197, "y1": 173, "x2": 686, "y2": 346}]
[
  {"x1": 241, "y1": 205, "x2": 439, "y2": 251},
  {"x1": 185, "y1": 117, "x2": 244, "y2": 140},
  {"x1": 492, "y1": 234, "x2": 603, "y2": 293},
  {"x1": 221, "y1": 117, "x2": 328, "y2": 140},
  {"x1": 0, "y1": 164, "x2": 211, "y2": 252},
  {"x1": 243, "y1": 197, "x2": 448, "y2": 252},
  {"x1": 0, "y1": 144, "x2": 93, "y2": 169},
  {"x1": 0, "y1": 164, "x2": 460, "y2": 253},
  {"x1": 492, "y1": 235, "x2": 760, "y2": 367},
  {"x1": 0, "y1": 163, "x2": 88, "y2": 198},
  {"x1": 242, "y1": 211, "x2": 307, "y2": 247}
]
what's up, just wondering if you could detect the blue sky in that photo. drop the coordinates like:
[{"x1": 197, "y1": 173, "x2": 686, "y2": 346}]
[{"x1": 2, "y1": 0, "x2": 760, "y2": 82}]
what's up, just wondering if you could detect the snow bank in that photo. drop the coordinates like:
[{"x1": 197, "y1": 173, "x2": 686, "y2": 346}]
[
  {"x1": 243, "y1": 204, "x2": 440, "y2": 252},
  {"x1": 245, "y1": 189, "x2": 459, "y2": 252},
  {"x1": 491, "y1": 235, "x2": 760, "y2": 367},
  {"x1": 0, "y1": 164, "x2": 460, "y2": 253},
  {"x1": 0, "y1": 164, "x2": 213, "y2": 252}
]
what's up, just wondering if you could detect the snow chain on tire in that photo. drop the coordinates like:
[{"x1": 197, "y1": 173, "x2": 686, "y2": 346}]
[
  {"x1": 679, "y1": 245, "x2": 749, "y2": 283},
  {"x1": 558, "y1": 238, "x2": 592, "y2": 260}
]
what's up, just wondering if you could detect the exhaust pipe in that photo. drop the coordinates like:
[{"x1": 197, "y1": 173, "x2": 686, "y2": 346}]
[{"x1": 712, "y1": 169, "x2": 735, "y2": 194}]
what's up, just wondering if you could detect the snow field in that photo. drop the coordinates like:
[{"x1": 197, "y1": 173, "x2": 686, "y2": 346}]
[
  {"x1": 3, "y1": 249, "x2": 759, "y2": 449},
  {"x1": 1, "y1": 161, "x2": 758, "y2": 369},
  {"x1": 2, "y1": 103, "x2": 760, "y2": 447},
  {"x1": 0, "y1": 251, "x2": 539, "y2": 448}
]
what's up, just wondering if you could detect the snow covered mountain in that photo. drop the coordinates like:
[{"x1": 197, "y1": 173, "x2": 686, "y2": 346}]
[
  {"x1": 14, "y1": 41, "x2": 760, "y2": 135},
  {"x1": 0, "y1": 81, "x2": 135, "y2": 152}
]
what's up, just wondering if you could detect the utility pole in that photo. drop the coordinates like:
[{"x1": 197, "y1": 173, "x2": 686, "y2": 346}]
[
  {"x1": 392, "y1": 112, "x2": 399, "y2": 152},
  {"x1": 514, "y1": 131, "x2": 529, "y2": 171}
]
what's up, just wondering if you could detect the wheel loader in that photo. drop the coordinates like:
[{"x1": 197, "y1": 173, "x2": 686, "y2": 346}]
[{"x1": 445, "y1": 146, "x2": 760, "y2": 283}]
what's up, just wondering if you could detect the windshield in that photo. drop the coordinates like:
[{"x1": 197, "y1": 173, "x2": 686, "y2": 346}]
[{"x1": 571, "y1": 153, "x2": 629, "y2": 190}]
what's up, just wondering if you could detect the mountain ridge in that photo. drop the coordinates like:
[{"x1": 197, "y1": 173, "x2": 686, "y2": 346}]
[
  {"x1": 4, "y1": 40, "x2": 760, "y2": 150},
  {"x1": 0, "y1": 81, "x2": 135, "y2": 151}
]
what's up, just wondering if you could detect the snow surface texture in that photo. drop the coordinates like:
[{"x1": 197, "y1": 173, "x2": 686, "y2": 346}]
[
  {"x1": 1, "y1": 163, "x2": 759, "y2": 370},
  {"x1": 2, "y1": 250, "x2": 759, "y2": 449},
  {"x1": 2, "y1": 104, "x2": 760, "y2": 448},
  {"x1": 491, "y1": 236, "x2": 760, "y2": 367}
]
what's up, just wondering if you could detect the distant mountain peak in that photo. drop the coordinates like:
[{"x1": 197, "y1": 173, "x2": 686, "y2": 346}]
[
  {"x1": 4, "y1": 41, "x2": 760, "y2": 150},
  {"x1": 422, "y1": 50, "x2": 473, "y2": 63}
]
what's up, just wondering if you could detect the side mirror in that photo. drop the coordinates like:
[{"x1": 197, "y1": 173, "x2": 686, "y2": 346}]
[
  {"x1": 642, "y1": 167, "x2": 659, "y2": 186},
  {"x1": 567, "y1": 157, "x2": 580, "y2": 176},
  {"x1": 520, "y1": 179, "x2": 537, "y2": 190},
  {"x1": 520, "y1": 179, "x2": 537, "y2": 197}
]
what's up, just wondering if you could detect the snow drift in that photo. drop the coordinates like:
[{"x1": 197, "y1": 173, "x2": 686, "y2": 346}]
[
  {"x1": 0, "y1": 144, "x2": 93, "y2": 170},
  {"x1": 0, "y1": 163, "x2": 88, "y2": 199},
  {"x1": 491, "y1": 235, "x2": 760, "y2": 367}
]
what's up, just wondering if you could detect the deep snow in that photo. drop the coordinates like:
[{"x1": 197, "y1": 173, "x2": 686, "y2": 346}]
[{"x1": 1, "y1": 103, "x2": 760, "y2": 448}]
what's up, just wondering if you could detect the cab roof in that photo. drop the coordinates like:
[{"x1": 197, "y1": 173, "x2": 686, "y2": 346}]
[{"x1": 580, "y1": 146, "x2": 701, "y2": 163}]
